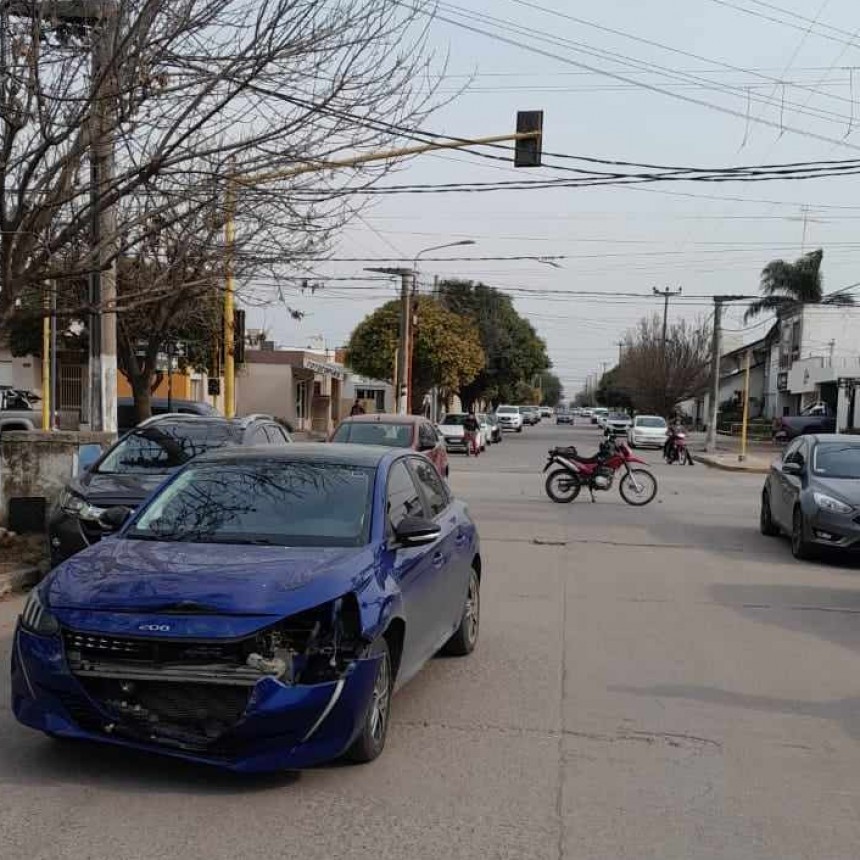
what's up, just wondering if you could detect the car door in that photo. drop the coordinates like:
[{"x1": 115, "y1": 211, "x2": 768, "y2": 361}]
[
  {"x1": 385, "y1": 458, "x2": 445, "y2": 676},
  {"x1": 408, "y1": 455, "x2": 466, "y2": 640},
  {"x1": 773, "y1": 438, "x2": 805, "y2": 529}
]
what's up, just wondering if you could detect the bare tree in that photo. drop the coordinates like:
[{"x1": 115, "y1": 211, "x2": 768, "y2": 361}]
[
  {"x1": 0, "y1": 0, "x2": 445, "y2": 354},
  {"x1": 616, "y1": 315, "x2": 711, "y2": 416}
]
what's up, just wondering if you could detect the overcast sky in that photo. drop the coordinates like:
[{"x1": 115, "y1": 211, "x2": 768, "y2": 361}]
[{"x1": 243, "y1": 0, "x2": 860, "y2": 399}]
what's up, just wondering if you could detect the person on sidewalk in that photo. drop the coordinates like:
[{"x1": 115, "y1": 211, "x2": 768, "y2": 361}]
[
  {"x1": 463, "y1": 411, "x2": 480, "y2": 456},
  {"x1": 350, "y1": 398, "x2": 366, "y2": 416}
]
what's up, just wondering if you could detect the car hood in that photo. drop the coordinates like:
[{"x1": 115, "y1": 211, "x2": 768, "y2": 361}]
[
  {"x1": 812, "y1": 477, "x2": 860, "y2": 506},
  {"x1": 73, "y1": 470, "x2": 173, "y2": 507},
  {"x1": 44, "y1": 538, "x2": 375, "y2": 616}
]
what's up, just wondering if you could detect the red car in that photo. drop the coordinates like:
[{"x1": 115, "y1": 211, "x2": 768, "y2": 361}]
[{"x1": 330, "y1": 414, "x2": 450, "y2": 478}]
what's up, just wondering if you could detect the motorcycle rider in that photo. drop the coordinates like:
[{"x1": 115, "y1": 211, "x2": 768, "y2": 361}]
[{"x1": 663, "y1": 415, "x2": 684, "y2": 462}]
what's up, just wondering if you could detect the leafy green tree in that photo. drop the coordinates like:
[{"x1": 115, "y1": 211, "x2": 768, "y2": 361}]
[
  {"x1": 595, "y1": 367, "x2": 632, "y2": 410},
  {"x1": 345, "y1": 296, "x2": 485, "y2": 411},
  {"x1": 744, "y1": 249, "x2": 854, "y2": 321},
  {"x1": 538, "y1": 371, "x2": 563, "y2": 407},
  {"x1": 437, "y1": 280, "x2": 549, "y2": 408}
]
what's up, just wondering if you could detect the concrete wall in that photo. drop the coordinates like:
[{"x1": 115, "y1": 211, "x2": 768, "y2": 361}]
[
  {"x1": 0, "y1": 431, "x2": 115, "y2": 528},
  {"x1": 236, "y1": 362, "x2": 296, "y2": 424}
]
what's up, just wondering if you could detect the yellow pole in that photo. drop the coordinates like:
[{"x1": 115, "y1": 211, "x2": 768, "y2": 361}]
[
  {"x1": 223, "y1": 172, "x2": 236, "y2": 418},
  {"x1": 739, "y1": 349, "x2": 751, "y2": 462},
  {"x1": 41, "y1": 288, "x2": 51, "y2": 430}
]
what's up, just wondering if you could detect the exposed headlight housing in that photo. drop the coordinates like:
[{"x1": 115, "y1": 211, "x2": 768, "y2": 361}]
[
  {"x1": 813, "y1": 492, "x2": 853, "y2": 515},
  {"x1": 58, "y1": 489, "x2": 105, "y2": 522},
  {"x1": 20, "y1": 589, "x2": 60, "y2": 636}
]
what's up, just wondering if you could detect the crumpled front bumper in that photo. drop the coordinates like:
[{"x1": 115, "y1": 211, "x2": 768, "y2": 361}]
[{"x1": 11, "y1": 624, "x2": 381, "y2": 772}]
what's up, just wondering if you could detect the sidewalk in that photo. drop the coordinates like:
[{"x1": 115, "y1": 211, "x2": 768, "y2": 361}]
[
  {"x1": 690, "y1": 433, "x2": 778, "y2": 474},
  {"x1": 0, "y1": 563, "x2": 40, "y2": 598}
]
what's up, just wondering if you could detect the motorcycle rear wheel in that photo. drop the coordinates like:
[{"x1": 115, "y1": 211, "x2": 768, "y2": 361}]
[
  {"x1": 545, "y1": 469, "x2": 582, "y2": 503},
  {"x1": 619, "y1": 469, "x2": 658, "y2": 506}
]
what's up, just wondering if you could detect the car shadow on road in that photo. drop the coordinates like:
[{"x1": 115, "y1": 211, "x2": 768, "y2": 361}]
[
  {"x1": 611, "y1": 681, "x2": 860, "y2": 745},
  {"x1": 1, "y1": 734, "x2": 300, "y2": 794}
]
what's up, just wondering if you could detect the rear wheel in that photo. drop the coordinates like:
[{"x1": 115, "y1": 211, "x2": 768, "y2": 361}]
[
  {"x1": 443, "y1": 567, "x2": 480, "y2": 656},
  {"x1": 346, "y1": 638, "x2": 392, "y2": 763},
  {"x1": 759, "y1": 490, "x2": 779, "y2": 536},
  {"x1": 619, "y1": 469, "x2": 658, "y2": 506},
  {"x1": 545, "y1": 469, "x2": 581, "y2": 503}
]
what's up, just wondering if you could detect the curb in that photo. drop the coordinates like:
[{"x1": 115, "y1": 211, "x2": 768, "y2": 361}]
[
  {"x1": 0, "y1": 566, "x2": 40, "y2": 599},
  {"x1": 693, "y1": 454, "x2": 771, "y2": 475}
]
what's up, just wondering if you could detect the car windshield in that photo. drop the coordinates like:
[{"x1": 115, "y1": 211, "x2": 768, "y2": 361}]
[
  {"x1": 97, "y1": 422, "x2": 240, "y2": 474},
  {"x1": 609, "y1": 413, "x2": 628, "y2": 420},
  {"x1": 128, "y1": 461, "x2": 375, "y2": 547},
  {"x1": 441, "y1": 414, "x2": 468, "y2": 425},
  {"x1": 497, "y1": 407, "x2": 518, "y2": 414},
  {"x1": 636, "y1": 417, "x2": 667, "y2": 428},
  {"x1": 332, "y1": 421, "x2": 412, "y2": 448},
  {"x1": 812, "y1": 443, "x2": 860, "y2": 479}
]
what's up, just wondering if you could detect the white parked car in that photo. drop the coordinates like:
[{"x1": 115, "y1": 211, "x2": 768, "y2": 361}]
[
  {"x1": 592, "y1": 408, "x2": 609, "y2": 427},
  {"x1": 438, "y1": 413, "x2": 485, "y2": 453},
  {"x1": 495, "y1": 404, "x2": 524, "y2": 432},
  {"x1": 627, "y1": 415, "x2": 669, "y2": 448},
  {"x1": 477, "y1": 413, "x2": 493, "y2": 447},
  {"x1": 539, "y1": 406, "x2": 553, "y2": 419},
  {"x1": 605, "y1": 412, "x2": 632, "y2": 435}
]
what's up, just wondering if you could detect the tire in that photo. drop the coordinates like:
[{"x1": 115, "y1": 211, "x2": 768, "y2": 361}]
[
  {"x1": 685, "y1": 449, "x2": 695, "y2": 465},
  {"x1": 443, "y1": 567, "x2": 480, "y2": 657},
  {"x1": 545, "y1": 469, "x2": 581, "y2": 503},
  {"x1": 618, "y1": 469, "x2": 658, "y2": 506},
  {"x1": 760, "y1": 490, "x2": 779, "y2": 536},
  {"x1": 628, "y1": 438, "x2": 637, "y2": 449},
  {"x1": 791, "y1": 507, "x2": 816, "y2": 561},
  {"x1": 516, "y1": 426, "x2": 523, "y2": 433},
  {"x1": 444, "y1": 465, "x2": 450, "y2": 478},
  {"x1": 346, "y1": 638, "x2": 392, "y2": 763}
]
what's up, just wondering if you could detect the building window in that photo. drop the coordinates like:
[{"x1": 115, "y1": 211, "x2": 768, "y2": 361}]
[
  {"x1": 296, "y1": 380, "x2": 308, "y2": 422},
  {"x1": 356, "y1": 387, "x2": 385, "y2": 411}
]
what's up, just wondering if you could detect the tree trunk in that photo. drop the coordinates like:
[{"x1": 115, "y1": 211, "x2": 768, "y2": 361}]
[{"x1": 130, "y1": 371, "x2": 154, "y2": 425}]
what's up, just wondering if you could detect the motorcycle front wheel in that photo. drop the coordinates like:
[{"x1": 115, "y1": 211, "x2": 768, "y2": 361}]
[
  {"x1": 619, "y1": 468, "x2": 658, "y2": 506},
  {"x1": 545, "y1": 469, "x2": 582, "y2": 503}
]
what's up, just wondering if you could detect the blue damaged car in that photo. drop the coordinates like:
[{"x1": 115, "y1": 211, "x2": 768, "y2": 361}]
[{"x1": 12, "y1": 444, "x2": 481, "y2": 772}]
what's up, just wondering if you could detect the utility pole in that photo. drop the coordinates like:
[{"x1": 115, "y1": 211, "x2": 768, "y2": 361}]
[
  {"x1": 653, "y1": 286, "x2": 682, "y2": 356},
  {"x1": 739, "y1": 348, "x2": 751, "y2": 462},
  {"x1": 8, "y1": 1, "x2": 118, "y2": 432},
  {"x1": 616, "y1": 340, "x2": 624, "y2": 364},
  {"x1": 705, "y1": 295, "x2": 749, "y2": 453},
  {"x1": 365, "y1": 267, "x2": 413, "y2": 414}
]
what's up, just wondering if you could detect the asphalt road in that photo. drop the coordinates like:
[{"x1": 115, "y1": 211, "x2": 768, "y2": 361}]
[{"x1": 3, "y1": 421, "x2": 860, "y2": 859}]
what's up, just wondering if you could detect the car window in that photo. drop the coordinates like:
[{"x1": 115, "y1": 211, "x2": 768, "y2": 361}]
[
  {"x1": 812, "y1": 443, "x2": 860, "y2": 478},
  {"x1": 129, "y1": 461, "x2": 374, "y2": 547},
  {"x1": 636, "y1": 417, "x2": 667, "y2": 428},
  {"x1": 410, "y1": 457, "x2": 449, "y2": 517},
  {"x1": 441, "y1": 414, "x2": 467, "y2": 426},
  {"x1": 386, "y1": 460, "x2": 424, "y2": 531},
  {"x1": 418, "y1": 422, "x2": 437, "y2": 449},
  {"x1": 97, "y1": 422, "x2": 241, "y2": 473},
  {"x1": 266, "y1": 424, "x2": 291, "y2": 445},
  {"x1": 332, "y1": 421, "x2": 412, "y2": 448}
]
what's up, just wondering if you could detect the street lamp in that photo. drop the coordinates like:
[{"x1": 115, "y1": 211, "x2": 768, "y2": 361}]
[{"x1": 411, "y1": 240, "x2": 475, "y2": 420}]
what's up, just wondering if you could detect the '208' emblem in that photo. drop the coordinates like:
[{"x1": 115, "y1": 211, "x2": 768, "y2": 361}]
[{"x1": 138, "y1": 623, "x2": 171, "y2": 632}]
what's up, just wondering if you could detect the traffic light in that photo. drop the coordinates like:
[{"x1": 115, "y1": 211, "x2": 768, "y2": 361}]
[{"x1": 514, "y1": 111, "x2": 543, "y2": 167}]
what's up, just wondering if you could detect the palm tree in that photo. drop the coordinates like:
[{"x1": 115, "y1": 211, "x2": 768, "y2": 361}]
[{"x1": 744, "y1": 249, "x2": 854, "y2": 321}]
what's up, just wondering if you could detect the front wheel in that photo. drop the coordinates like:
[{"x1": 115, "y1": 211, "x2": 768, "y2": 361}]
[
  {"x1": 791, "y1": 507, "x2": 816, "y2": 561},
  {"x1": 346, "y1": 639, "x2": 392, "y2": 763},
  {"x1": 760, "y1": 490, "x2": 779, "y2": 536},
  {"x1": 545, "y1": 468, "x2": 581, "y2": 503},
  {"x1": 619, "y1": 468, "x2": 658, "y2": 506}
]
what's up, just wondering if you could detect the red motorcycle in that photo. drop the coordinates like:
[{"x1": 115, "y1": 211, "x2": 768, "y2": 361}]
[
  {"x1": 664, "y1": 427, "x2": 694, "y2": 466},
  {"x1": 543, "y1": 436, "x2": 658, "y2": 506}
]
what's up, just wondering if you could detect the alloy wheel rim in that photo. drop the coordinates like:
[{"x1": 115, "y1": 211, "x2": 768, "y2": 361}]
[
  {"x1": 465, "y1": 574, "x2": 480, "y2": 644},
  {"x1": 368, "y1": 654, "x2": 391, "y2": 744}
]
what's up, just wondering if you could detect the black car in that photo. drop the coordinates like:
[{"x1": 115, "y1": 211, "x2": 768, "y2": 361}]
[
  {"x1": 117, "y1": 397, "x2": 219, "y2": 433},
  {"x1": 48, "y1": 413, "x2": 291, "y2": 566},
  {"x1": 760, "y1": 433, "x2": 860, "y2": 559}
]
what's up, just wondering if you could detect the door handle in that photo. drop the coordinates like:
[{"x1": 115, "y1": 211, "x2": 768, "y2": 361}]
[{"x1": 431, "y1": 552, "x2": 445, "y2": 568}]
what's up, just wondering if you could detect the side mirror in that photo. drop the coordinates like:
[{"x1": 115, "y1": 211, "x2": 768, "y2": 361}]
[
  {"x1": 99, "y1": 506, "x2": 132, "y2": 532},
  {"x1": 782, "y1": 461, "x2": 803, "y2": 476},
  {"x1": 394, "y1": 515, "x2": 441, "y2": 547}
]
